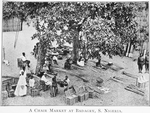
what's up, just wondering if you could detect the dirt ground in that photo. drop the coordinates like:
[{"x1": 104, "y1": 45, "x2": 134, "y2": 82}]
[{"x1": 1, "y1": 23, "x2": 149, "y2": 106}]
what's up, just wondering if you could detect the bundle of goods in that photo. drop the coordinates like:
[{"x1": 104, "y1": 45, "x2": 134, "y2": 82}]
[
  {"x1": 136, "y1": 75, "x2": 149, "y2": 88},
  {"x1": 125, "y1": 84, "x2": 145, "y2": 96},
  {"x1": 40, "y1": 80, "x2": 50, "y2": 91},
  {"x1": 30, "y1": 88, "x2": 40, "y2": 97},
  {"x1": 65, "y1": 87, "x2": 78, "y2": 105},
  {"x1": 65, "y1": 85, "x2": 95, "y2": 105},
  {"x1": 2, "y1": 91, "x2": 8, "y2": 100},
  {"x1": 8, "y1": 89, "x2": 15, "y2": 97},
  {"x1": 96, "y1": 77, "x2": 104, "y2": 87}
]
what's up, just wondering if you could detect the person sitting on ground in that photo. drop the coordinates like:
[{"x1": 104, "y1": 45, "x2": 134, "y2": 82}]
[
  {"x1": 52, "y1": 74, "x2": 58, "y2": 97},
  {"x1": 96, "y1": 53, "x2": 101, "y2": 67},
  {"x1": 64, "y1": 57, "x2": 72, "y2": 69},
  {"x1": 62, "y1": 76, "x2": 76, "y2": 95},
  {"x1": 41, "y1": 73, "x2": 52, "y2": 86},
  {"x1": 63, "y1": 76, "x2": 70, "y2": 92},
  {"x1": 37, "y1": 71, "x2": 44, "y2": 78},
  {"x1": 53, "y1": 55, "x2": 58, "y2": 65},
  {"x1": 145, "y1": 52, "x2": 149, "y2": 73},
  {"x1": 77, "y1": 55, "x2": 85, "y2": 67},
  {"x1": 43, "y1": 63, "x2": 49, "y2": 73},
  {"x1": 137, "y1": 53, "x2": 145, "y2": 73}
]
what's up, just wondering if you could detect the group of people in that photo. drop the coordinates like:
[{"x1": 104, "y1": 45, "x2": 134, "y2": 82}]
[
  {"x1": 137, "y1": 52, "x2": 149, "y2": 73},
  {"x1": 15, "y1": 51, "x2": 72, "y2": 97}
]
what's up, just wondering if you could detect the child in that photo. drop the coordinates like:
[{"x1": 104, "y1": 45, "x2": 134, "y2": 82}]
[
  {"x1": 28, "y1": 75, "x2": 35, "y2": 95},
  {"x1": 29, "y1": 75, "x2": 35, "y2": 88}
]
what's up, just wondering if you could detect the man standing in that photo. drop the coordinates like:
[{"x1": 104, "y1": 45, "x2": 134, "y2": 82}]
[
  {"x1": 145, "y1": 52, "x2": 149, "y2": 73},
  {"x1": 20, "y1": 52, "x2": 27, "y2": 71},
  {"x1": 137, "y1": 53, "x2": 145, "y2": 73}
]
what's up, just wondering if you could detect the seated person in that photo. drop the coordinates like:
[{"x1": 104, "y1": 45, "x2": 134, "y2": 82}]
[
  {"x1": 77, "y1": 56, "x2": 85, "y2": 67},
  {"x1": 41, "y1": 73, "x2": 52, "y2": 86},
  {"x1": 43, "y1": 63, "x2": 49, "y2": 72},
  {"x1": 63, "y1": 76, "x2": 70, "y2": 92},
  {"x1": 53, "y1": 55, "x2": 58, "y2": 65},
  {"x1": 63, "y1": 77, "x2": 76, "y2": 95},
  {"x1": 37, "y1": 71, "x2": 44, "y2": 78},
  {"x1": 96, "y1": 54, "x2": 101, "y2": 67},
  {"x1": 64, "y1": 58, "x2": 72, "y2": 69}
]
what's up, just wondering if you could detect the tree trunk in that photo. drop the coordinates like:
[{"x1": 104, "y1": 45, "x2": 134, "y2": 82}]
[
  {"x1": 73, "y1": 31, "x2": 79, "y2": 64},
  {"x1": 35, "y1": 42, "x2": 46, "y2": 74}
]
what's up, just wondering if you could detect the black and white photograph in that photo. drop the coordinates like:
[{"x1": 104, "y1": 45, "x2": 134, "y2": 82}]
[{"x1": 1, "y1": 1, "x2": 149, "y2": 107}]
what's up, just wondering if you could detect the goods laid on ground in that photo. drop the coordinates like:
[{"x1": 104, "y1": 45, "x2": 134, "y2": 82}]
[
  {"x1": 97, "y1": 87, "x2": 110, "y2": 94},
  {"x1": 122, "y1": 71, "x2": 137, "y2": 79},
  {"x1": 88, "y1": 89, "x2": 95, "y2": 98},
  {"x1": 125, "y1": 84, "x2": 145, "y2": 96},
  {"x1": 30, "y1": 88, "x2": 40, "y2": 97},
  {"x1": 125, "y1": 87, "x2": 144, "y2": 96},
  {"x1": 2, "y1": 76, "x2": 19, "y2": 98},
  {"x1": 8, "y1": 89, "x2": 15, "y2": 97},
  {"x1": 66, "y1": 96, "x2": 76, "y2": 105},
  {"x1": 2, "y1": 91, "x2": 8, "y2": 100},
  {"x1": 136, "y1": 76, "x2": 149, "y2": 88},
  {"x1": 40, "y1": 80, "x2": 50, "y2": 91},
  {"x1": 96, "y1": 77, "x2": 103, "y2": 87},
  {"x1": 65, "y1": 86, "x2": 95, "y2": 105},
  {"x1": 78, "y1": 93, "x2": 85, "y2": 102},
  {"x1": 110, "y1": 77, "x2": 125, "y2": 84},
  {"x1": 65, "y1": 88, "x2": 78, "y2": 105}
]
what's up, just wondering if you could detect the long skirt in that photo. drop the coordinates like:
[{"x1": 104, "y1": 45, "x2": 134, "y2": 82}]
[{"x1": 14, "y1": 85, "x2": 27, "y2": 96}]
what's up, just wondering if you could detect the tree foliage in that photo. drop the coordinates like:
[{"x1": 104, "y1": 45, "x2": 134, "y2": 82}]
[{"x1": 3, "y1": 2, "x2": 148, "y2": 67}]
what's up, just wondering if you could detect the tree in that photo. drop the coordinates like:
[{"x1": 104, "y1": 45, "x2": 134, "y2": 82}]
[{"x1": 3, "y1": 2, "x2": 148, "y2": 73}]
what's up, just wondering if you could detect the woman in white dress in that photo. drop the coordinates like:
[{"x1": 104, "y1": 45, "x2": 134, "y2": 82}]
[{"x1": 14, "y1": 71, "x2": 27, "y2": 96}]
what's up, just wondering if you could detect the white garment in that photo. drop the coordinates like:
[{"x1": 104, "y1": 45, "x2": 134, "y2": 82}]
[
  {"x1": 19, "y1": 70, "x2": 24, "y2": 75},
  {"x1": 41, "y1": 75, "x2": 52, "y2": 85},
  {"x1": 66, "y1": 78, "x2": 70, "y2": 85},
  {"x1": 64, "y1": 78, "x2": 70, "y2": 89},
  {"x1": 77, "y1": 60, "x2": 84, "y2": 67},
  {"x1": 21, "y1": 56, "x2": 26, "y2": 62},
  {"x1": 14, "y1": 74, "x2": 27, "y2": 96},
  {"x1": 19, "y1": 70, "x2": 26, "y2": 77},
  {"x1": 29, "y1": 79, "x2": 35, "y2": 87},
  {"x1": 53, "y1": 56, "x2": 58, "y2": 61}
]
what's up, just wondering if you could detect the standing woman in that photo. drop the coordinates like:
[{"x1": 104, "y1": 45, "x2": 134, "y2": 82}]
[
  {"x1": 14, "y1": 70, "x2": 27, "y2": 96},
  {"x1": 21, "y1": 52, "x2": 27, "y2": 71}
]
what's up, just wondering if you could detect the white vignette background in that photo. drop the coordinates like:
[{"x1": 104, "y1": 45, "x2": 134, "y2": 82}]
[{"x1": 0, "y1": 0, "x2": 149, "y2": 113}]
